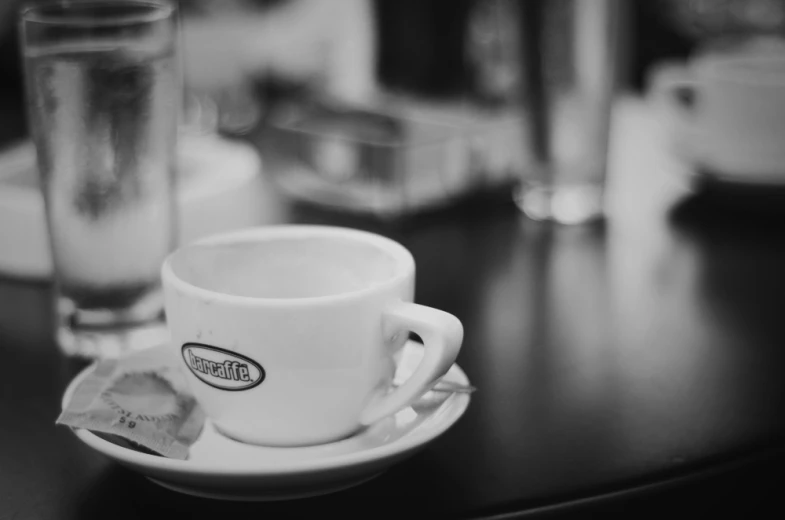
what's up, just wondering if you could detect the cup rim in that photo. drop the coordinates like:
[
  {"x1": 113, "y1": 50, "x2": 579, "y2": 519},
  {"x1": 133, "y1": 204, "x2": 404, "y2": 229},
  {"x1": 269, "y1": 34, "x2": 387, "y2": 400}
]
[
  {"x1": 161, "y1": 225, "x2": 415, "y2": 308},
  {"x1": 693, "y1": 55, "x2": 785, "y2": 87},
  {"x1": 20, "y1": 0, "x2": 175, "y2": 28}
]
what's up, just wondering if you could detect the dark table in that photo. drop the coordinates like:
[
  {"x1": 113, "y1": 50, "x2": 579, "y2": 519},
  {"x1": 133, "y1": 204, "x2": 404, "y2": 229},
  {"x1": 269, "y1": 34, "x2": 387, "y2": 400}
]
[{"x1": 2, "y1": 99, "x2": 785, "y2": 519}]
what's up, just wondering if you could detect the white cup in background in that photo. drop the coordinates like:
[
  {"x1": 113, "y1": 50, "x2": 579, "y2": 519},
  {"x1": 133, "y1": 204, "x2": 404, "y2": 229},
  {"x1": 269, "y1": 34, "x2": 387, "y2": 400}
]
[{"x1": 651, "y1": 45, "x2": 785, "y2": 182}]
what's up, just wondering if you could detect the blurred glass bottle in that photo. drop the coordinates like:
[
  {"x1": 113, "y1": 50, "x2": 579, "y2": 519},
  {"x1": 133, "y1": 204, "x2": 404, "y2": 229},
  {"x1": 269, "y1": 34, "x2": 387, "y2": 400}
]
[{"x1": 465, "y1": 0, "x2": 623, "y2": 224}]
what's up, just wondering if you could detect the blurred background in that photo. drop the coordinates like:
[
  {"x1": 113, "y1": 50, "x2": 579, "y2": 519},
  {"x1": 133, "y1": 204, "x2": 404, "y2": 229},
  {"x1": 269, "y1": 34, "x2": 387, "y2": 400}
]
[
  {"x1": 5, "y1": 2, "x2": 785, "y2": 515},
  {"x1": 1, "y1": 0, "x2": 783, "y2": 123},
  {"x1": 3, "y1": 0, "x2": 785, "y2": 223}
]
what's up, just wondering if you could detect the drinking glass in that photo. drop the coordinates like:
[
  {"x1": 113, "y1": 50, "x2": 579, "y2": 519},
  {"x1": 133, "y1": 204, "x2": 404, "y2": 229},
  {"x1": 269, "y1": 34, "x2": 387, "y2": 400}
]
[
  {"x1": 20, "y1": 0, "x2": 180, "y2": 358},
  {"x1": 511, "y1": 0, "x2": 621, "y2": 224}
]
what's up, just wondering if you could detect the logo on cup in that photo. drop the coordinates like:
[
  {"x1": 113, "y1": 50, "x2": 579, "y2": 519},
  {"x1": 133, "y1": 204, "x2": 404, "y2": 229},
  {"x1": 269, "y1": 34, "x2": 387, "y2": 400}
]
[{"x1": 181, "y1": 343, "x2": 265, "y2": 391}]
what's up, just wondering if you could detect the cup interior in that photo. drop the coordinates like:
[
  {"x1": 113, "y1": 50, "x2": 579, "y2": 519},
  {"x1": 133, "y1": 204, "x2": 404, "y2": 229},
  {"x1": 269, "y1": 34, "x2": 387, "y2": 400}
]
[{"x1": 165, "y1": 227, "x2": 412, "y2": 301}]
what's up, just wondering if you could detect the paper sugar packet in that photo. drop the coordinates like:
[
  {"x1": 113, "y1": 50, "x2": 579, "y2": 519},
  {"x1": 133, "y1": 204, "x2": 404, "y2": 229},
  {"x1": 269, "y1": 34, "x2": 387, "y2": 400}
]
[{"x1": 57, "y1": 345, "x2": 205, "y2": 460}]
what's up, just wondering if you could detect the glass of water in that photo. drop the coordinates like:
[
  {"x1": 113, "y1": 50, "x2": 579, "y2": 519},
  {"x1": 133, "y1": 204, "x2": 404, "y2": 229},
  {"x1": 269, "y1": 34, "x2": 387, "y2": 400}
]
[
  {"x1": 20, "y1": 1, "x2": 179, "y2": 358},
  {"x1": 511, "y1": 0, "x2": 621, "y2": 224}
]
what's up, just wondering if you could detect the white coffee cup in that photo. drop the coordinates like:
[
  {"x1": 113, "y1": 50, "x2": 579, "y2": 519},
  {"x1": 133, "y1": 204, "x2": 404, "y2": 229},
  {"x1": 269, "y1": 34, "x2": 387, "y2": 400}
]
[
  {"x1": 652, "y1": 45, "x2": 785, "y2": 182},
  {"x1": 161, "y1": 225, "x2": 463, "y2": 446}
]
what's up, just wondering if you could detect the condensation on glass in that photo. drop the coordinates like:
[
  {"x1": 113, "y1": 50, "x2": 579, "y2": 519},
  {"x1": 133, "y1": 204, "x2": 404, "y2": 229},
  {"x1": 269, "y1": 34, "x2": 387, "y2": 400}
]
[{"x1": 21, "y1": 0, "x2": 180, "y2": 358}]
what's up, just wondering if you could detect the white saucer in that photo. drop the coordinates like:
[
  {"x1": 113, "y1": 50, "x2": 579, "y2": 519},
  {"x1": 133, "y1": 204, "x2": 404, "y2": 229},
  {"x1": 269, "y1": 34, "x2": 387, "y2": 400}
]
[
  {"x1": 667, "y1": 129, "x2": 785, "y2": 189},
  {"x1": 61, "y1": 341, "x2": 471, "y2": 501},
  {"x1": 0, "y1": 133, "x2": 263, "y2": 280}
]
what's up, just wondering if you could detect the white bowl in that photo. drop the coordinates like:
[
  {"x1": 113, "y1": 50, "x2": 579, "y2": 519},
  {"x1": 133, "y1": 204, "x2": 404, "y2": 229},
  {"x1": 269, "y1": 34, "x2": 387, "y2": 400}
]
[{"x1": 0, "y1": 134, "x2": 263, "y2": 280}]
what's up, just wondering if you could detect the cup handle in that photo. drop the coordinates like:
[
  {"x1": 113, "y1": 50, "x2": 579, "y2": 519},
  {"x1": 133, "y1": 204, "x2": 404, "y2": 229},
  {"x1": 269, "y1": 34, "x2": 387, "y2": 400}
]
[
  {"x1": 359, "y1": 301, "x2": 464, "y2": 425},
  {"x1": 649, "y1": 62, "x2": 699, "y2": 110},
  {"x1": 648, "y1": 62, "x2": 701, "y2": 158}
]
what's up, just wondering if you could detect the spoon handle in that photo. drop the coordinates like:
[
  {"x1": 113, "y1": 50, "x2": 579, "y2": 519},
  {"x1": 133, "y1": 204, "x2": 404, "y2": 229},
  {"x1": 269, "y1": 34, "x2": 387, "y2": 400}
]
[{"x1": 393, "y1": 378, "x2": 477, "y2": 394}]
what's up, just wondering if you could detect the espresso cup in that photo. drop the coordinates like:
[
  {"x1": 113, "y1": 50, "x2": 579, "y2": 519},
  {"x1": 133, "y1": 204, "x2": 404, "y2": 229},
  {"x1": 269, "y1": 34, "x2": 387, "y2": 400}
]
[
  {"x1": 652, "y1": 47, "x2": 785, "y2": 181},
  {"x1": 161, "y1": 225, "x2": 463, "y2": 446}
]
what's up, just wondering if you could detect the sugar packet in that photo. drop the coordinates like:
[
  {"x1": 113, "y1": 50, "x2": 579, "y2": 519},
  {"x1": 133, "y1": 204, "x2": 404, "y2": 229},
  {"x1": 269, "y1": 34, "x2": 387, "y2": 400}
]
[{"x1": 57, "y1": 344, "x2": 205, "y2": 460}]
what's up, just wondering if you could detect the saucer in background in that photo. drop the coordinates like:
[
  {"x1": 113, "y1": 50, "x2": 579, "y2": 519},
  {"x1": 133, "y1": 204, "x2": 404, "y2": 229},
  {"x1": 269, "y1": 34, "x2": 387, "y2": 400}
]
[{"x1": 0, "y1": 134, "x2": 264, "y2": 280}]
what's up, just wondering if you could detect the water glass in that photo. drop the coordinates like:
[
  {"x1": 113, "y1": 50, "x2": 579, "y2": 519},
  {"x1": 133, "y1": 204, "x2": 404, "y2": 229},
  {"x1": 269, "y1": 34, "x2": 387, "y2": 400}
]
[
  {"x1": 20, "y1": 0, "x2": 180, "y2": 358},
  {"x1": 511, "y1": 0, "x2": 621, "y2": 224}
]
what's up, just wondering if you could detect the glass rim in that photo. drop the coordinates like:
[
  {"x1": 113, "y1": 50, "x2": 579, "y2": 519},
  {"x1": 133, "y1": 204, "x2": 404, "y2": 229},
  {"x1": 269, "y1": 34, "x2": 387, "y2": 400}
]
[{"x1": 20, "y1": 0, "x2": 175, "y2": 28}]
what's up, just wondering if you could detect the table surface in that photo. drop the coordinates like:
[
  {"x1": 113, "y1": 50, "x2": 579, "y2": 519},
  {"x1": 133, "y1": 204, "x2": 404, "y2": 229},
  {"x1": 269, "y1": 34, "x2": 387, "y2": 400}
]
[{"x1": 2, "y1": 97, "x2": 785, "y2": 519}]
